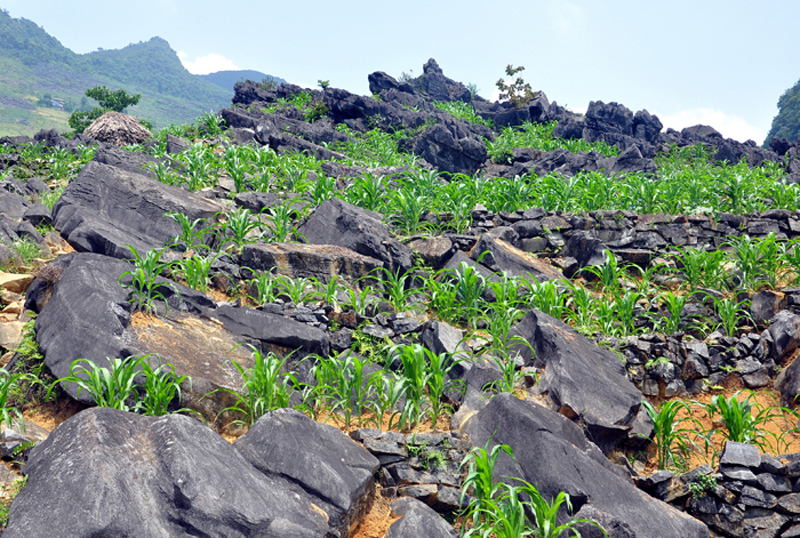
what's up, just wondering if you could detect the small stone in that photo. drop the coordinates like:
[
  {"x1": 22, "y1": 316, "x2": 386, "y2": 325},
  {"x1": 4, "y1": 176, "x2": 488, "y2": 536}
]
[
  {"x1": 777, "y1": 493, "x2": 800, "y2": 514},
  {"x1": 739, "y1": 485, "x2": 778, "y2": 509},
  {"x1": 0, "y1": 272, "x2": 34, "y2": 294},
  {"x1": 757, "y1": 473, "x2": 792, "y2": 493}
]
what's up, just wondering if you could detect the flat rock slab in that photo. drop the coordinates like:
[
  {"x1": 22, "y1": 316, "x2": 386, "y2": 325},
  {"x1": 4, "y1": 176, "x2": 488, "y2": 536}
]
[
  {"x1": 471, "y1": 234, "x2": 564, "y2": 282},
  {"x1": 240, "y1": 242, "x2": 383, "y2": 289},
  {"x1": 235, "y1": 409, "x2": 380, "y2": 538},
  {"x1": 4, "y1": 408, "x2": 331, "y2": 538},
  {"x1": 299, "y1": 198, "x2": 413, "y2": 274},
  {"x1": 53, "y1": 159, "x2": 224, "y2": 259},
  {"x1": 463, "y1": 394, "x2": 709, "y2": 538},
  {"x1": 510, "y1": 309, "x2": 642, "y2": 452}
]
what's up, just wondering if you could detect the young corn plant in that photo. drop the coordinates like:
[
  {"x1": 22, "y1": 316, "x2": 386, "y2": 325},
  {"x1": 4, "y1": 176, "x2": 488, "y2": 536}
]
[
  {"x1": 425, "y1": 349, "x2": 466, "y2": 428},
  {"x1": 119, "y1": 245, "x2": 180, "y2": 316},
  {"x1": 395, "y1": 344, "x2": 431, "y2": 430},
  {"x1": 0, "y1": 369, "x2": 27, "y2": 431},
  {"x1": 261, "y1": 199, "x2": 300, "y2": 243},
  {"x1": 219, "y1": 207, "x2": 261, "y2": 251},
  {"x1": 138, "y1": 358, "x2": 192, "y2": 417},
  {"x1": 376, "y1": 267, "x2": 416, "y2": 313},
  {"x1": 49, "y1": 356, "x2": 144, "y2": 412},
  {"x1": 640, "y1": 399, "x2": 697, "y2": 471},
  {"x1": 173, "y1": 254, "x2": 219, "y2": 294},
  {"x1": 165, "y1": 211, "x2": 212, "y2": 252},
  {"x1": 460, "y1": 439, "x2": 516, "y2": 527},
  {"x1": 275, "y1": 274, "x2": 318, "y2": 305},
  {"x1": 311, "y1": 351, "x2": 374, "y2": 429},
  {"x1": 250, "y1": 269, "x2": 279, "y2": 305},
  {"x1": 699, "y1": 390, "x2": 800, "y2": 461},
  {"x1": 713, "y1": 297, "x2": 753, "y2": 337},
  {"x1": 218, "y1": 346, "x2": 301, "y2": 429}
]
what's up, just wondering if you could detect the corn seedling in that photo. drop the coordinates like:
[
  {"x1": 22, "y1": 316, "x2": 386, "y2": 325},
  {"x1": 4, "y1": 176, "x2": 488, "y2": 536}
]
[
  {"x1": 119, "y1": 245, "x2": 180, "y2": 316},
  {"x1": 641, "y1": 399, "x2": 697, "y2": 471},
  {"x1": 218, "y1": 346, "x2": 301, "y2": 428},
  {"x1": 49, "y1": 356, "x2": 144, "y2": 412}
]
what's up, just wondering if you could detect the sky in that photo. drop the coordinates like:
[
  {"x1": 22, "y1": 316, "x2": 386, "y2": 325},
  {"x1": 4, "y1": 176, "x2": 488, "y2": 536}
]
[{"x1": 4, "y1": 0, "x2": 800, "y2": 144}]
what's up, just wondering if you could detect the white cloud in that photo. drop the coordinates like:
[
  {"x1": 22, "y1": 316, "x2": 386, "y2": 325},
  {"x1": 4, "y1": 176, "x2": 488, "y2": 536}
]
[
  {"x1": 545, "y1": 1, "x2": 586, "y2": 34},
  {"x1": 656, "y1": 108, "x2": 766, "y2": 144},
  {"x1": 177, "y1": 52, "x2": 240, "y2": 75}
]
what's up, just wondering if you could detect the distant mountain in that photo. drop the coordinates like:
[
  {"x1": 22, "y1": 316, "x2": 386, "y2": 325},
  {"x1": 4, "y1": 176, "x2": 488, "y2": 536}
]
[
  {"x1": 0, "y1": 9, "x2": 282, "y2": 135},
  {"x1": 200, "y1": 70, "x2": 286, "y2": 94},
  {"x1": 766, "y1": 77, "x2": 800, "y2": 146}
]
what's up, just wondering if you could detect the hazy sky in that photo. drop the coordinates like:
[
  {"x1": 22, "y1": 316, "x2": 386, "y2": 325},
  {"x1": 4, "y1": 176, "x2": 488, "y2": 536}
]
[{"x1": 4, "y1": 1, "x2": 800, "y2": 143}]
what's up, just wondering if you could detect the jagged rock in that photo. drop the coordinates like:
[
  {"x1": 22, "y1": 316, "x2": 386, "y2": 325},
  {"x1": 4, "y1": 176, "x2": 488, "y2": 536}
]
[
  {"x1": 384, "y1": 497, "x2": 458, "y2": 538},
  {"x1": 509, "y1": 309, "x2": 642, "y2": 452},
  {"x1": 234, "y1": 409, "x2": 380, "y2": 538},
  {"x1": 299, "y1": 198, "x2": 413, "y2": 274},
  {"x1": 240, "y1": 242, "x2": 383, "y2": 289},
  {"x1": 752, "y1": 290, "x2": 787, "y2": 323},
  {"x1": 4, "y1": 408, "x2": 331, "y2": 537},
  {"x1": 412, "y1": 121, "x2": 488, "y2": 175},
  {"x1": 720, "y1": 441, "x2": 762, "y2": 468},
  {"x1": 53, "y1": 159, "x2": 224, "y2": 259},
  {"x1": 462, "y1": 394, "x2": 709, "y2": 538},
  {"x1": 83, "y1": 112, "x2": 152, "y2": 146}
]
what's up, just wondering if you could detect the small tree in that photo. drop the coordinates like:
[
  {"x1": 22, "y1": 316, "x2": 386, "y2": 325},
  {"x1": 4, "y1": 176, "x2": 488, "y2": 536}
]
[
  {"x1": 68, "y1": 85, "x2": 143, "y2": 133},
  {"x1": 496, "y1": 65, "x2": 538, "y2": 108}
]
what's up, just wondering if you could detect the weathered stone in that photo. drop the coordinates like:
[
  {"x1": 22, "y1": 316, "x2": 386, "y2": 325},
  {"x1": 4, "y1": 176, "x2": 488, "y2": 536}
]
[
  {"x1": 721, "y1": 442, "x2": 762, "y2": 469},
  {"x1": 463, "y1": 394, "x2": 709, "y2": 538},
  {"x1": 4, "y1": 408, "x2": 331, "y2": 538},
  {"x1": 54, "y1": 159, "x2": 224, "y2": 259},
  {"x1": 299, "y1": 198, "x2": 413, "y2": 273},
  {"x1": 240, "y1": 242, "x2": 383, "y2": 289},
  {"x1": 509, "y1": 309, "x2": 642, "y2": 452},
  {"x1": 384, "y1": 497, "x2": 458, "y2": 538},
  {"x1": 739, "y1": 485, "x2": 778, "y2": 509},
  {"x1": 234, "y1": 409, "x2": 380, "y2": 538}
]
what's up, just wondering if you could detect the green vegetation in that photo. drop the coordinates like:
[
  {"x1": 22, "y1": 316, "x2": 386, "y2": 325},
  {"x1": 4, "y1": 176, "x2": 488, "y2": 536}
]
[
  {"x1": 460, "y1": 441, "x2": 607, "y2": 537},
  {"x1": 49, "y1": 354, "x2": 188, "y2": 416},
  {"x1": 118, "y1": 245, "x2": 180, "y2": 316},
  {"x1": 0, "y1": 9, "x2": 232, "y2": 134},
  {"x1": 496, "y1": 65, "x2": 538, "y2": 108},
  {"x1": 765, "y1": 75, "x2": 800, "y2": 146},
  {"x1": 68, "y1": 85, "x2": 143, "y2": 133}
]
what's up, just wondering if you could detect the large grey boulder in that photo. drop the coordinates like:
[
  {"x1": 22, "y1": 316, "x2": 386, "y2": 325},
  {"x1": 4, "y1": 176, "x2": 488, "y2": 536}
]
[
  {"x1": 298, "y1": 198, "x2": 413, "y2": 274},
  {"x1": 53, "y1": 159, "x2": 223, "y2": 259},
  {"x1": 509, "y1": 309, "x2": 642, "y2": 452},
  {"x1": 463, "y1": 394, "x2": 709, "y2": 538},
  {"x1": 234, "y1": 409, "x2": 380, "y2": 538},
  {"x1": 4, "y1": 408, "x2": 331, "y2": 538}
]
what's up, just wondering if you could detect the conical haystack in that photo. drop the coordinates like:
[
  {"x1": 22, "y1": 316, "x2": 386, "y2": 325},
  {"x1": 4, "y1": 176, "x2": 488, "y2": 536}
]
[{"x1": 84, "y1": 111, "x2": 152, "y2": 145}]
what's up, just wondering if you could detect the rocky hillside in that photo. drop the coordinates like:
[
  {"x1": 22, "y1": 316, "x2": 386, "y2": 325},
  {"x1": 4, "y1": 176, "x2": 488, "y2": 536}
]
[{"x1": 2, "y1": 58, "x2": 800, "y2": 537}]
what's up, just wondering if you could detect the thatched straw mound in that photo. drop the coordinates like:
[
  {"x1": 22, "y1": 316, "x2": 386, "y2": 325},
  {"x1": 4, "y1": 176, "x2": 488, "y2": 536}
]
[{"x1": 84, "y1": 112, "x2": 152, "y2": 145}]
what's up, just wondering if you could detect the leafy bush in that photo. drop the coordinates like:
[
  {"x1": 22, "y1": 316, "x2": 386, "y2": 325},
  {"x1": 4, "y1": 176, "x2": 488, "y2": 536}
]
[
  {"x1": 68, "y1": 85, "x2": 144, "y2": 133},
  {"x1": 495, "y1": 65, "x2": 537, "y2": 108}
]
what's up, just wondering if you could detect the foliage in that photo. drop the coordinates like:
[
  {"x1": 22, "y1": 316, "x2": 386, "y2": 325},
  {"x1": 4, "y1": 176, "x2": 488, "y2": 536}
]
[
  {"x1": 68, "y1": 85, "x2": 143, "y2": 133},
  {"x1": 688, "y1": 473, "x2": 718, "y2": 499},
  {"x1": 49, "y1": 356, "x2": 144, "y2": 411},
  {"x1": 641, "y1": 399, "x2": 696, "y2": 471},
  {"x1": 432, "y1": 100, "x2": 492, "y2": 128},
  {"x1": 765, "y1": 75, "x2": 800, "y2": 146},
  {"x1": 698, "y1": 390, "x2": 800, "y2": 460},
  {"x1": 118, "y1": 244, "x2": 180, "y2": 316},
  {"x1": 487, "y1": 122, "x2": 618, "y2": 164},
  {"x1": 218, "y1": 346, "x2": 301, "y2": 428},
  {"x1": 495, "y1": 65, "x2": 537, "y2": 108}
]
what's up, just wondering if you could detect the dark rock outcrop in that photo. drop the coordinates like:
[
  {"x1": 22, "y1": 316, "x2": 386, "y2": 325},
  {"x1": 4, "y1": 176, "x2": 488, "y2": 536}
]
[
  {"x1": 5, "y1": 408, "x2": 342, "y2": 537},
  {"x1": 463, "y1": 394, "x2": 709, "y2": 538}
]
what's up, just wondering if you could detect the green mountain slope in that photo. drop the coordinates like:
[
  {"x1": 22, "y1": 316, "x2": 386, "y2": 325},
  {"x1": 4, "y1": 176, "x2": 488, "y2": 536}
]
[
  {"x1": 766, "y1": 77, "x2": 800, "y2": 146},
  {"x1": 0, "y1": 9, "x2": 260, "y2": 134}
]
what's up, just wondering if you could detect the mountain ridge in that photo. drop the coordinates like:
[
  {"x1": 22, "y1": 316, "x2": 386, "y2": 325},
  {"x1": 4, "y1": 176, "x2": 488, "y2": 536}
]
[{"x1": 0, "y1": 10, "x2": 282, "y2": 135}]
